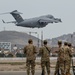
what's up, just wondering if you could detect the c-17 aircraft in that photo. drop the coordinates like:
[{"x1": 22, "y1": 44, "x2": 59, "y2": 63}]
[{"x1": 1, "y1": 10, "x2": 62, "y2": 28}]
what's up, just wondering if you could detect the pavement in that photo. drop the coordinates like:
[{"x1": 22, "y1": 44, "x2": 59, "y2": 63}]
[
  {"x1": 0, "y1": 57, "x2": 74, "y2": 75},
  {"x1": 0, "y1": 70, "x2": 73, "y2": 75},
  {"x1": 0, "y1": 70, "x2": 57, "y2": 75}
]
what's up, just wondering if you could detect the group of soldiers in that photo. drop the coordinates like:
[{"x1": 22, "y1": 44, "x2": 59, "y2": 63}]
[
  {"x1": 23, "y1": 39, "x2": 73, "y2": 75},
  {"x1": 54, "y1": 41, "x2": 73, "y2": 75}
]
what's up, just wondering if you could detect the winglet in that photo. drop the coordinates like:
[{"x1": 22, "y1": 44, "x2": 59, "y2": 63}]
[
  {"x1": 2, "y1": 19, "x2": 5, "y2": 23},
  {"x1": 59, "y1": 19, "x2": 62, "y2": 22}
]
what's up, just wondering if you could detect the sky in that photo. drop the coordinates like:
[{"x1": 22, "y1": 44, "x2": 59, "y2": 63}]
[{"x1": 0, "y1": 0, "x2": 75, "y2": 39}]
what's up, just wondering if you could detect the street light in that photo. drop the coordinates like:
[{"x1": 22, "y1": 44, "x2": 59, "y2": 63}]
[
  {"x1": 41, "y1": 31, "x2": 43, "y2": 46},
  {"x1": 37, "y1": 33, "x2": 39, "y2": 47},
  {"x1": 29, "y1": 32, "x2": 39, "y2": 47},
  {"x1": 71, "y1": 34, "x2": 73, "y2": 46}
]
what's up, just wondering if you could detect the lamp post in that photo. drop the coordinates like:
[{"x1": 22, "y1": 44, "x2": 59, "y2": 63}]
[
  {"x1": 37, "y1": 33, "x2": 39, "y2": 47},
  {"x1": 71, "y1": 34, "x2": 73, "y2": 46},
  {"x1": 29, "y1": 32, "x2": 39, "y2": 47},
  {"x1": 29, "y1": 32, "x2": 31, "y2": 38},
  {"x1": 41, "y1": 31, "x2": 43, "y2": 46}
]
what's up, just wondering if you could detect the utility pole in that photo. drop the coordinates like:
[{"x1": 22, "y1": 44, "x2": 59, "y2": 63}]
[{"x1": 41, "y1": 31, "x2": 43, "y2": 46}]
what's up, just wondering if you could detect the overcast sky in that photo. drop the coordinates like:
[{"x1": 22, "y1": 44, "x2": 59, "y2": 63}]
[{"x1": 0, "y1": 0, "x2": 75, "y2": 39}]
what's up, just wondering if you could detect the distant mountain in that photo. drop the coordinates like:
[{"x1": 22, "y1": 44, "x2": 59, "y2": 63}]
[
  {"x1": 47, "y1": 32, "x2": 75, "y2": 47},
  {"x1": 0, "y1": 31, "x2": 41, "y2": 49},
  {"x1": 0, "y1": 31, "x2": 75, "y2": 48}
]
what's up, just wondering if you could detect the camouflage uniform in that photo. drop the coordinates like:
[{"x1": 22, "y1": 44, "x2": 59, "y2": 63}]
[
  {"x1": 54, "y1": 48, "x2": 65, "y2": 75},
  {"x1": 63, "y1": 42, "x2": 72, "y2": 75},
  {"x1": 39, "y1": 40, "x2": 51, "y2": 75},
  {"x1": 24, "y1": 39, "x2": 36, "y2": 75},
  {"x1": 54, "y1": 59, "x2": 59, "y2": 75},
  {"x1": 68, "y1": 43, "x2": 72, "y2": 75},
  {"x1": 58, "y1": 47, "x2": 65, "y2": 75},
  {"x1": 54, "y1": 41, "x2": 64, "y2": 75}
]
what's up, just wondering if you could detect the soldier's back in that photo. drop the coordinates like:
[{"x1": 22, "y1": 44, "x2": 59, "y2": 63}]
[
  {"x1": 58, "y1": 47, "x2": 64, "y2": 63},
  {"x1": 40, "y1": 46, "x2": 50, "y2": 61},
  {"x1": 25, "y1": 44, "x2": 36, "y2": 60},
  {"x1": 63, "y1": 46, "x2": 70, "y2": 60}
]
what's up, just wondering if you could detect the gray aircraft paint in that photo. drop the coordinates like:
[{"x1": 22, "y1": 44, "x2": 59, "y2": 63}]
[{"x1": 2, "y1": 10, "x2": 62, "y2": 28}]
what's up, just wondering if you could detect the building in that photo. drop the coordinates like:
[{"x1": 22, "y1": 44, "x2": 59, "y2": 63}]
[{"x1": 0, "y1": 42, "x2": 11, "y2": 52}]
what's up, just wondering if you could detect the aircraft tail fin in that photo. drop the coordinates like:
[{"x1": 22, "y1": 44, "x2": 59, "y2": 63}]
[{"x1": 10, "y1": 10, "x2": 24, "y2": 23}]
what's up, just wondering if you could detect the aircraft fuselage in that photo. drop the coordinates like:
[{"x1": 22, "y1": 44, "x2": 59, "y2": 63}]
[{"x1": 16, "y1": 17, "x2": 47, "y2": 28}]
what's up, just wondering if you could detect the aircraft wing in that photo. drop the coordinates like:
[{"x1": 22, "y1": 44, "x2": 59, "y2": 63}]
[
  {"x1": 39, "y1": 18, "x2": 54, "y2": 23},
  {"x1": 39, "y1": 18, "x2": 62, "y2": 24},
  {"x1": 2, "y1": 20, "x2": 17, "y2": 24}
]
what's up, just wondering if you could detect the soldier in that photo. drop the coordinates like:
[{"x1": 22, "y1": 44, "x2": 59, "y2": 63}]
[
  {"x1": 39, "y1": 40, "x2": 51, "y2": 75},
  {"x1": 63, "y1": 42, "x2": 72, "y2": 75},
  {"x1": 68, "y1": 43, "x2": 74, "y2": 53},
  {"x1": 23, "y1": 39, "x2": 37, "y2": 75},
  {"x1": 68, "y1": 43, "x2": 73, "y2": 75},
  {"x1": 54, "y1": 40, "x2": 64, "y2": 75}
]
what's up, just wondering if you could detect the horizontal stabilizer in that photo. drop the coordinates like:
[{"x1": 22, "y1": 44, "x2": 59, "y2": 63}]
[
  {"x1": 2, "y1": 20, "x2": 5, "y2": 23},
  {"x1": 0, "y1": 12, "x2": 10, "y2": 15},
  {"x1": 0, "y1": 10, "x2": 22, "y2": 15},
  {"x1": 2, "y1": 19, "x2": 17, "y2": 24},
  {"x1": 0, "y1": 10, "x2": 24, "y2": 23},
  {"x1": 10, "y1": 10, "x2": 23, "y2": 14}
]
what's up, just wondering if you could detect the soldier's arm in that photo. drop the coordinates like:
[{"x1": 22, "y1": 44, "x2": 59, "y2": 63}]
[
  {"x1": 71, "y1": 48, "x2": 74, "y2": 53},
  {"x1": 49, "y1": 47, "x2": 51, "y2": 53},
  {"x1": 33, "y1": 46, "x2": 37, "y2": 54},
  {"x1": 53, "y1": 47, "x2": 59, "y2": 53},
  {"x1": 39, "y1": 47, "x2": 43, "y2": 55},
  {"x1": 68, "y1": 48, "x2": 72, "y2": 57},
  {"x1": 23, "y1": 46, "x2": 27, "y2": 54},
  {"x1": 54, "y1": 50, "x2": 59, "y2": 53}
]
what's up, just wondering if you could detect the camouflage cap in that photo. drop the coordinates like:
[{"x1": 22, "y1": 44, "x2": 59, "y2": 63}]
[
  {"x1": 58, "y1": 40, "x2": 62, "y2": 44},
  {"x1": 68, "y1": 43, "x2": 72, "y2": 47},
  {"x1": 64, "y1": 41, "x2": 68, "y2": 45},
  {"x1": 43, "y1": 40, "x2": 47, "y2": 44},
  {"x1": 28, "y1": 39, "x2": 33, "y2": 43}
]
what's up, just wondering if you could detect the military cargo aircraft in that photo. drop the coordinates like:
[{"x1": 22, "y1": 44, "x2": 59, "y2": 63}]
[{"x1": 1, "y1": 10, "x2": 62, "y2": 28}]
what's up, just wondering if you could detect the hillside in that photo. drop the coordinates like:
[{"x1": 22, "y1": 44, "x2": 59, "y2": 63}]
[
  {"x1": 0, "y1": 31, "x2": 40, "y2": 48},
  {"x1": 48, "y1": 32, "x2": 75, "y2": 46}
]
